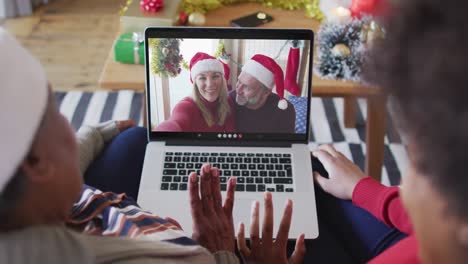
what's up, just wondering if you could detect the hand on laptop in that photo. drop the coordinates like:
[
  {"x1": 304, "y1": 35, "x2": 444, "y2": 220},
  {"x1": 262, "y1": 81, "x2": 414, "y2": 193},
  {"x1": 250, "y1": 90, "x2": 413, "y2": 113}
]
[
  {"x1": 189, "y1": 163, "x2": 237, "y2": 253},
  {"x1": 312, "y1": 144, "x2": 366, "y2": 200},
  {"x1": 237, "y1": 192, "x2": 306, "y2": 264}
]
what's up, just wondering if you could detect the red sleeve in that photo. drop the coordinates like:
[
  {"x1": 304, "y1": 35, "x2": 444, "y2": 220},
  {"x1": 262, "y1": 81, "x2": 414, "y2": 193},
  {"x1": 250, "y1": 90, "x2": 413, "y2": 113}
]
[
  {"x1": 155, "y1": 99, "x2": 195, "y2": 132},
  {"x1": 352, "y1": 177, "x2": 413, "y2": 235},
  {"x1": 155, "y1": 120, "x2": 182, "y2": 131}
]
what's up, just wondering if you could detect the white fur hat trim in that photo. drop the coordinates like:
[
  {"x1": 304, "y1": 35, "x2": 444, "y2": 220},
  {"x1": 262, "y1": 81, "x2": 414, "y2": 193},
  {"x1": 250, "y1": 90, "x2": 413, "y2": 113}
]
[
  {"x1": 191, "y1": 59, "x2": 224, "y2": 79},
  {"x1": 242, "y1": 59, "x2": 275, "y2": 89}
]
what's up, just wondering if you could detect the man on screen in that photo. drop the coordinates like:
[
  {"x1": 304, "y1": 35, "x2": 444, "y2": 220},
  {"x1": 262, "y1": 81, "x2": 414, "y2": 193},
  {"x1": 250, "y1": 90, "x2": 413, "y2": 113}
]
[{"x1": 229, "y1": 54, "x2": 296, "y2": 133}]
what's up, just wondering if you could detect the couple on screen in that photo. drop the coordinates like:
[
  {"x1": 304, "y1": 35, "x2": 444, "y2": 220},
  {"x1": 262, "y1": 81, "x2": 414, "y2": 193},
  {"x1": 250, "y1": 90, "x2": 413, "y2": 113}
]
[{"x1": 155, "y1": 52, "x2": 297, "y2": 134}]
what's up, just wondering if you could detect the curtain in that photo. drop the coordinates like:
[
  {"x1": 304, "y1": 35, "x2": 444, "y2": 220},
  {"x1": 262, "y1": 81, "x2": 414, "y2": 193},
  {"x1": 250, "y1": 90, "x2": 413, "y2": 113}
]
[{"x1": 0, "y1": 0, "x2": 48, "y2": 18}]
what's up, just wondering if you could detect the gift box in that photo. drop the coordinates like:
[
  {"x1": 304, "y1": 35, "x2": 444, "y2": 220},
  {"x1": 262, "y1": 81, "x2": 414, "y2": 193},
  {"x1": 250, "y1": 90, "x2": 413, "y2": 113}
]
[
  {"x1": 120, "y1": 0, "x2": 182, "y2": 33},
  {"x1": 114, "y1": 32, "x2": 145, "y2": 65}
]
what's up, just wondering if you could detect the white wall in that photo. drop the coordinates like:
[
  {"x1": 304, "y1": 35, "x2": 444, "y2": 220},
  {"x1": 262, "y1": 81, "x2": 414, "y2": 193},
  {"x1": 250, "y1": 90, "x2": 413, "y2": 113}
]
[
  {"x1": 0, "y1": 0, "x2": 48, "y2": 18},
  {"x1": 0, "y1": 1, "x2": 5, "y2": 18},
  {"x1": 0, "y1": 0, "x2": 15, "y2": 18}
]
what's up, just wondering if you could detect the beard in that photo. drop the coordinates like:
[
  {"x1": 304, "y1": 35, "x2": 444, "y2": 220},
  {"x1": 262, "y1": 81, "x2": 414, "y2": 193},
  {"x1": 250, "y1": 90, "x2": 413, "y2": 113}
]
[
  {"x1": 236, "y1": 92, "x2": 263, "y2": 107},
  {"x1": 236, "y1": 94, "x2": 248, "y2": 106}
]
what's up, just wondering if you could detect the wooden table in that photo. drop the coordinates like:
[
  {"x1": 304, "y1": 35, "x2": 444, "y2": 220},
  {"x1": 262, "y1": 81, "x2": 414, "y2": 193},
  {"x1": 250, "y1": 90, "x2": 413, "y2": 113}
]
[{"x1": 98, "y1": 3, "x2": 386, "y2": 181}]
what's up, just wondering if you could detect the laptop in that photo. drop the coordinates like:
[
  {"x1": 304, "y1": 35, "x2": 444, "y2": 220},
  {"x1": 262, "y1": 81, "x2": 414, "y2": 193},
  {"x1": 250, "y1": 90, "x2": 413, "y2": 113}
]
[{"x1": 138, "y1": 27, "x2": 318, "y2": 239}]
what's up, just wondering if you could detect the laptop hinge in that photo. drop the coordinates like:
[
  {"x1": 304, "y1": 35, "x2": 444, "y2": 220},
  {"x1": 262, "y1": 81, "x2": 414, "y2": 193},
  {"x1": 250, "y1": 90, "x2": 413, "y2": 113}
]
[{"x1": 165, "y1": 139, "x2": 292, "y2": 148}]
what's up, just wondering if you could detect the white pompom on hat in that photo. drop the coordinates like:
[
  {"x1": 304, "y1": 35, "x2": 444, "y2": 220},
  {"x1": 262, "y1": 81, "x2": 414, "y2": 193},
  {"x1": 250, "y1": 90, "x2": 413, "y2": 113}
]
[
  {"x1": 0, "y1": 27, "x2": 48, "y2": 193},
  {"x1": 189, "y1": 52, "x2": 230, "y2": 83},
  {"x1": 241, "y1": 54, "x2": 288, "y2": 110}
]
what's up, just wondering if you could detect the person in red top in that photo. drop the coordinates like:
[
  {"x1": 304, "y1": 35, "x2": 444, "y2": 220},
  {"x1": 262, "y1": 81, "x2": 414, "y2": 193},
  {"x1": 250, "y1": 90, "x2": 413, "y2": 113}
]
[
  {"x1": 235, "y1": 0, "x2": 468, "y2": 263},
  {"x1": 155, "y1": 52, "x2": 236, "y2": 132}
]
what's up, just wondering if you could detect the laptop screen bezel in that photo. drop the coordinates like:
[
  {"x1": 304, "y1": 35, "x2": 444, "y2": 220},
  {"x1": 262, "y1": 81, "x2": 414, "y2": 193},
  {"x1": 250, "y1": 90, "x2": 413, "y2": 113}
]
[{"x1": 144, "y1": 27, "x2": 314, "y2": 145}]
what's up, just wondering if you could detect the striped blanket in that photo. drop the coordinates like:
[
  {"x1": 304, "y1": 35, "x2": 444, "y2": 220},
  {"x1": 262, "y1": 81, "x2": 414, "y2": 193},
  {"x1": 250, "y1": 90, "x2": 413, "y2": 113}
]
[
  {"x1": 55, "y1": 91, "x2": 408, "y2": 186},
  {"x1": 66, "y1": 185, "x2": 194, "y2": 244}
]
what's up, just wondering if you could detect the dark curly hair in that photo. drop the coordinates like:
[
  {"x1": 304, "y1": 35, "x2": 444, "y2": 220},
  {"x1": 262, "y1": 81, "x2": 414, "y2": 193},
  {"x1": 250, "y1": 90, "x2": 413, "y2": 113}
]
[{"x1": 365, "y1": 0, "x2": 468, "y2": 220}]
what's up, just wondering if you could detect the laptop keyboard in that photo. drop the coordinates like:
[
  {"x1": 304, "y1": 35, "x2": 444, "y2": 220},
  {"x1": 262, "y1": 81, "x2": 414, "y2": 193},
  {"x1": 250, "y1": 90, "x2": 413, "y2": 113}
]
[{"x1": 160, "y1": 152, "x2": 294, "y2": 192}]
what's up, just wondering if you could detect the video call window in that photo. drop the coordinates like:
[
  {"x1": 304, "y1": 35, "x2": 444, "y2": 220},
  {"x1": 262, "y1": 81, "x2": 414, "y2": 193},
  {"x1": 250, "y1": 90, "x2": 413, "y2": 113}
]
[{"x1": 148, "y1": 38, "x2": 311, "y2": 135}]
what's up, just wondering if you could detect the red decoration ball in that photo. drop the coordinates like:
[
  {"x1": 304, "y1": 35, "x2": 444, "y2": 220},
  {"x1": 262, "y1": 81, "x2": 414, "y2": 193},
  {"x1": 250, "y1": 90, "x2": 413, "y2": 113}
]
[
  {"x1": 140, "y1": 0, "x2": 164, "y2": 13},
  {"x1": 350, "y1": 0, "x2": 389, "y2": 17},
  {"x1": 179, "y1": 11, "x2": 188, "y2": 25}
]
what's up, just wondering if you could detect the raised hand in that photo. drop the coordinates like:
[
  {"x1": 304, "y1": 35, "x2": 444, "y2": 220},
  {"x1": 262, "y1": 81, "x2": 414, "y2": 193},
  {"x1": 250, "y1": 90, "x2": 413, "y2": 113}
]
[
  {"x1": 237, "y1": 192, "x2": 306, "y2": 264},
  {"x1": 189, "y1": 163, "x2": 237, "y2": 253}
]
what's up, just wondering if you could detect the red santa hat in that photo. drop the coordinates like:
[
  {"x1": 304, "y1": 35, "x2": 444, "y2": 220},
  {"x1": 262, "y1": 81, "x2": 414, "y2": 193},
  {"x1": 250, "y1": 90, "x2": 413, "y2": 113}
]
[
  {"x1": 0, "y1": 28, "x2": 48, "y2": 193},
  {"x1": 241, "y1": 54, "x2": 288, "y2": 110},
  {"x1": 189, "y1": 52, "x2": 230, "y2": 83}
]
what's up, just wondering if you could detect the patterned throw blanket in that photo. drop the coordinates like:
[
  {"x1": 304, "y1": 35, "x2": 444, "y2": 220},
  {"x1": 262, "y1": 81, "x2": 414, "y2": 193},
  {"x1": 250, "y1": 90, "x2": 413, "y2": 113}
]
[{"x1": 67, "y1": 185, "x2": 195, "y2": 245}]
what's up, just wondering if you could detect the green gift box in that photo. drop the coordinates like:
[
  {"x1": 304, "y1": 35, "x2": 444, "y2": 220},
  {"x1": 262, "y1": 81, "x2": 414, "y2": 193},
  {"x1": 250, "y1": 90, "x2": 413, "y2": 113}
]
[{"x1": 114, "y1": 32, "x2": 145, "y2": 64}]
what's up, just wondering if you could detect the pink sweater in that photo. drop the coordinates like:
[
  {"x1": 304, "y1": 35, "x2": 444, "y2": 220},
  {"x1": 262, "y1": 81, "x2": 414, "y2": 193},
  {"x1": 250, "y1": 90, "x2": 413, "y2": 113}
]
[
  {"x1": 155, "y1": 96, "x2": 236, "y2": 133},
  {"x1": 353, "y1": 177, "x2": 420, "y2": 264}
]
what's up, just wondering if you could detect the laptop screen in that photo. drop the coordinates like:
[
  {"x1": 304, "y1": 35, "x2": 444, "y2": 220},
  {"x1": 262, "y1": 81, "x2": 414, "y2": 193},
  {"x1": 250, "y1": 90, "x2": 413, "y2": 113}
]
[{"x1": 145, "y1": 28, "x2": 313, "y2": 143}]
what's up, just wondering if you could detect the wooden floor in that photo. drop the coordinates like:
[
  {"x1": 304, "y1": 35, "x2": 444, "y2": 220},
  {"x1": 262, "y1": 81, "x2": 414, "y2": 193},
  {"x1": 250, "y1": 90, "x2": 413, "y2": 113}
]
[{"x1": 1, "y1": 0, "x2": 126, "y2": 91}]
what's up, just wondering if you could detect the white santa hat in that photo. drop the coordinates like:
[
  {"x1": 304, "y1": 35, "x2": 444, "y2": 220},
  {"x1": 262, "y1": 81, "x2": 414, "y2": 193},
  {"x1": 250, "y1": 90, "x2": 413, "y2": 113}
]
[
  {"x1": 242, "y1": 54, "x2": 288, "y2": 110},
  {"x1": 189, "y1": 52, "x2": 230, "y2": 83},
  {"x1": 0, "y1": 27, "x2": 48, "y2": 193}
]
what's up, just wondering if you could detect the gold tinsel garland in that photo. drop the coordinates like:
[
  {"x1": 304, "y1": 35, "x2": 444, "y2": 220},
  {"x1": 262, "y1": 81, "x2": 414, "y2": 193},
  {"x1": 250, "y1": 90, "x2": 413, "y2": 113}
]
[
  {"x1": 149, "y1": 38, "x2": 161, "y2": 76},
  {"x1": 119, "y1": 0, "x2": 133, "y2": 16},
  {"x1": 120, "y1": 0, "x2": 324, "y2": 21},
  {"x1": 182, "y1": 0, "x2": 324, "y2": 21},
  {"x1": 213, "y1": 40, "x2": 225, "y2": 59}
]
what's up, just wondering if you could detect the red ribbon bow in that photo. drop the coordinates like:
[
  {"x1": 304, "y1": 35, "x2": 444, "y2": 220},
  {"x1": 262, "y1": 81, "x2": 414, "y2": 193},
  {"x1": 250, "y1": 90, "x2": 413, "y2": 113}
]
[{"x1": 140, "y1": 0, "x2": 164, "y2": 13}]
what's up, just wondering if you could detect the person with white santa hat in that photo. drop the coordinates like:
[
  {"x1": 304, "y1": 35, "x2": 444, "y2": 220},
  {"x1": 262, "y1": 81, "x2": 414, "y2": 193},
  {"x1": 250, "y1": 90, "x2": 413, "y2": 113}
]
[
  {"x1": 231, "y1": 54, "x2": 296, "y2": 133},
  {"x1": 0, "y1": 26, "x2": 197, "y2": 263}
]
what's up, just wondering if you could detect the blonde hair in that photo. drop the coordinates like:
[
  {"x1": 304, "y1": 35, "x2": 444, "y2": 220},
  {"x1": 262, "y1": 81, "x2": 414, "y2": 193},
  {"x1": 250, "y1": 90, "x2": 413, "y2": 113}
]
[{"x1": 192, "y1": 77, "x2": 231, "y2": 127}]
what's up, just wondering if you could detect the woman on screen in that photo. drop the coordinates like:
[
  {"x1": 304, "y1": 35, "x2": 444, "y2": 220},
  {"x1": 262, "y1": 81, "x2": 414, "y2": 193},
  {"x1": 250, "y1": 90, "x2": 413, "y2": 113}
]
[{"x1": 156, "y1": 52, "x2": 235, "y2": 132}]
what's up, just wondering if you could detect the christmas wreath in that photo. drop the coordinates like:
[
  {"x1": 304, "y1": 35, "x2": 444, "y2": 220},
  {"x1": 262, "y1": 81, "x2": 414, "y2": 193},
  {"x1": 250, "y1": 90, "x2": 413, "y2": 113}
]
[
  {"x1": 315, "y1": 19, "x2": 367, "y2": 81},
  {"x1": 149, "y1": 38, "x2": 188, "y2": 78}
]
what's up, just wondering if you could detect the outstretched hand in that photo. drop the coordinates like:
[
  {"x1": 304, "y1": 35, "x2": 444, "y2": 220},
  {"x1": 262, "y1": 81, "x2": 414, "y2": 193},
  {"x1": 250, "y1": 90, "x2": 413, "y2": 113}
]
[
  {"x1": 237, "y1": 192, "x2": 306, "y2": 264},
  {"x1": 312, "y1": 144, "x2": 366, "y2": 200},
  {"x1": 189, "y1": 164, "x2": 237, "y2": 253}
]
